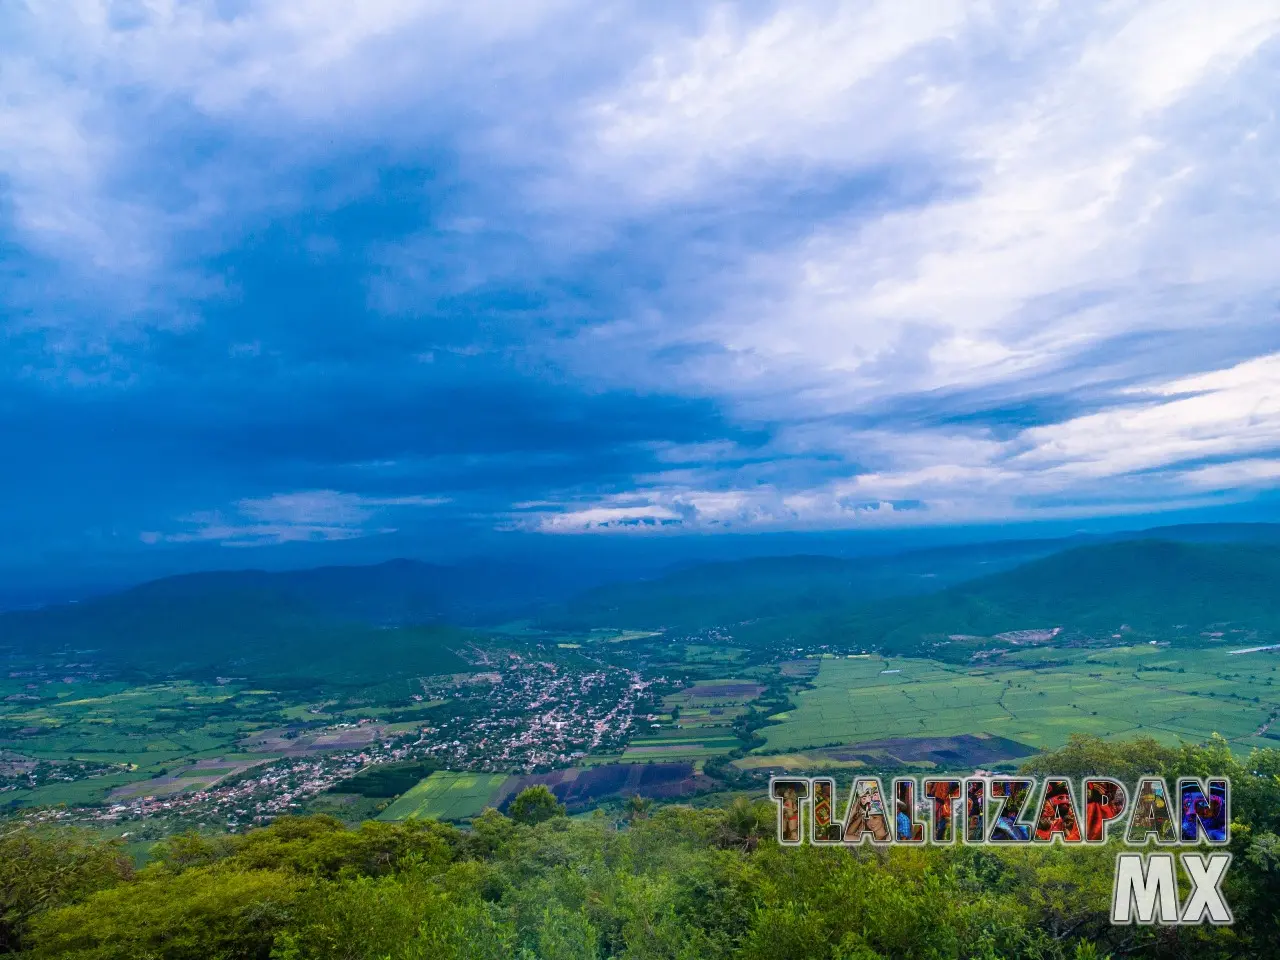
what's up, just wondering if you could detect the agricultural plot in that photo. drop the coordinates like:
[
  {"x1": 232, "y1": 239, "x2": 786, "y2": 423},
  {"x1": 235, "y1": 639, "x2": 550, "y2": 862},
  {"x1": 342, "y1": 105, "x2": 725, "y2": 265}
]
[
  {"x1": 667, "y1": 705, "x2": 744, "y2": 731},
  {"x1": 734, "y1": 733, "x2": 1035, "y2": 773},
  {"x1": 238, "y1": 723, "x2": 390, "y2": 755},
  {"x1": 0, "y1": 679, "x2": 292, "y2": 805},
  {"x1": 621, "y1": 738, "x2": 740, "y2": 761},
  {"x1": 758, "y1": 647, "x2": 1280, "y2": 754},
  {"x1": 623, "y1": 677, "x2": 764, "y2": 760},
  {"x1": 682, "y1": 645, "x2": 746, "y2": 665},
  {"x1": 492, "y1": 762, "x2": 707, "y2": 812},
  {"x1": 378, "y1": 771, "x2": 509, "y2": 822},
  {"x1": 109, "y1": 758, "x2": 267, "y2": 801},
  {"x1": 666, "y1": 678, "x2": 765, "y2": 710}
]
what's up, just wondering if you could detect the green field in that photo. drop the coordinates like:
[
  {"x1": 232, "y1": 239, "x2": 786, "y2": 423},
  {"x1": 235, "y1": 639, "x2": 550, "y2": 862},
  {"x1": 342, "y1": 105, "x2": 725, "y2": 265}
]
[
  {"x1": 0, "y1": 677, "x2": 290, "y2": 805},
  {"x1": 378, "y1": 771, "x2": 510, "y2": 822},
  {"x1": 758, "y1": 647, "x2": 1280, "y2": 754},
  {"x1": 621, "y1": 739, "x2": 740, "y2": 761}
]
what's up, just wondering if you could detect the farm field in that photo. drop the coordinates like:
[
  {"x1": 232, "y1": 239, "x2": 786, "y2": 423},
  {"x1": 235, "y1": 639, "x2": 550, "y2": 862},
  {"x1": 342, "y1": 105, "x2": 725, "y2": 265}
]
[
  {"x1": 733, "y1": 733, "x2": 1036, "y2": 773},
  {"x1": 757, "y1": 646, "x2": 1280, "y2": 754},
  {"x1": 621, "y1": 738, "x2": 740, "y2": 761},
  {"x1": 492, "y1": 762, "x2": 707, "y2": 811},
  {"x1": 378, "y1": 771, "x2": 509, "y2": 822},
  {"x1": 0, "y1": 677, "x2": 293, "y2": 806},
  {"x1": 666, "y1": 678, "x2": 766, "y2": 710},
  {"x1": 615, "y1": 676, "x2": 766, "y2": 760}
]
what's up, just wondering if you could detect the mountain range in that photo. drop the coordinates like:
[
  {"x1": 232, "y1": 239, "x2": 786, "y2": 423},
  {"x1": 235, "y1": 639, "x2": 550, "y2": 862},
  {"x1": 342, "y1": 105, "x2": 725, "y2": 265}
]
[{"x1": 2, "y1": 523, "x2": 1278, "y2": 679}]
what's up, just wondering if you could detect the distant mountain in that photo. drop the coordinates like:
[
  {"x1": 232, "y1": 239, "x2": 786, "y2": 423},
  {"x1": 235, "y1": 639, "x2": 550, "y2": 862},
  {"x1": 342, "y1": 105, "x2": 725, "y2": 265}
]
[
  {"x1": 0, "y1": 559, "x2": 547, "y2": 683},
  {"x1": 846, "y1": 539, "x2": 1280, "y2": 655},
  {"x1": 103, "y1": 558, "x2": 566, "y2": 626},
  {"x1": 6, "y1": 525, "x2": 1276, "y2": 679},
  {"x1": 1127, "y1": 522, "x2": 1280, "y2": 545},
  {"x1": 536, "y1": 538, "x2": 1073, "y2": 632},
  {"x1": 538, "y1": 531, "x2": 1280, "y2": 655}
]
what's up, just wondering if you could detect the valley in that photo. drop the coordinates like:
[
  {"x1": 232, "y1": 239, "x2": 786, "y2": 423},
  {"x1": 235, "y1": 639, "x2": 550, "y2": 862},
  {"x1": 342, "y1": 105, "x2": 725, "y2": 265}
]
[{"x1": 4, "y1": 527, "x2": 1280, "y2": 838}]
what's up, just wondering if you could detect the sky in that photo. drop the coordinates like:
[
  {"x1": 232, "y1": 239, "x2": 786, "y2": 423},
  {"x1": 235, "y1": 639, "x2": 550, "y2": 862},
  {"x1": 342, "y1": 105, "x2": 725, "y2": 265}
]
[{"x1": 3, "y1": 1, "x2": 1280, "y2": 587}]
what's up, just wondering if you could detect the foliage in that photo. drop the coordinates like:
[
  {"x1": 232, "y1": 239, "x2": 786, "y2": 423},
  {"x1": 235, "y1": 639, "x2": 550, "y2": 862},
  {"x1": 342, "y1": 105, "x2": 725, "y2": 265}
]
[
  {"x1": 0, "y1": 585, "x2": 476, "y2": 684},
  {"x1": 328, "y1": 761, "x2": 440, "y2": 800},
  {"x1": 3, "y1": 737, "x2": 1280, "y2": 959},
  {"x1": 540, "y1": 539, "x2": 1280, "y2": 656},
  {"x1": 1019, "y1": 733, "x2": 1178, "y2": 782},
  {"x1": 0, "y1": 825, "x2": 132, "y2": 953},
  {"x1": 507, "y1": 786, "x2": 566, "y2": 826}
]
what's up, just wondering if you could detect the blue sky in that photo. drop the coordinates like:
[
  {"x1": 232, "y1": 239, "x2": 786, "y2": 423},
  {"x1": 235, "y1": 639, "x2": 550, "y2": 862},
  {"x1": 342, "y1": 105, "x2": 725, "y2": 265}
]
[{"x1": 3, "y1": 1, "x2": 1280, "y2": 584}]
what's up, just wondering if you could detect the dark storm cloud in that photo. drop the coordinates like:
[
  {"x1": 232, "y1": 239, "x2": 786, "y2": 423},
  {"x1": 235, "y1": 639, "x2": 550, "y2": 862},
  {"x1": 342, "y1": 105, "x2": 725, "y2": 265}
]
[{"x1": 2, "y1": 2, "x2": 1279, "y2": 582}]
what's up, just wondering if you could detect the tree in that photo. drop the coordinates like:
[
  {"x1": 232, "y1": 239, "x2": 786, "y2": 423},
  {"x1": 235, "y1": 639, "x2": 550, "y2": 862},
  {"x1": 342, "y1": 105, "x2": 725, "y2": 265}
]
[
  {"x1": 1019, "y1": 733, "x2": 1175, "y2": 782},
  {"x1": 625, "y1": 794, "x2": 653, "y2": 823},
  {"x1": 0, "y1": 824, "x2": 132, "y2": 953},
  {"x1": 507, "y1": 786, "x2": 566, "y2": 826},
  {"x1": 718, "y1": 796, "x2": 774, "y2": 852}
]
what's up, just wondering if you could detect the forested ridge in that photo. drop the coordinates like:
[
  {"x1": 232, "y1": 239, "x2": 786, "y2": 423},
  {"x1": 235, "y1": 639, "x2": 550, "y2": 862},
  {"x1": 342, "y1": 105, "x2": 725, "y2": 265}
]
[{"x1": 2, "y1": 736, "x2": 1278, "y2": 959}]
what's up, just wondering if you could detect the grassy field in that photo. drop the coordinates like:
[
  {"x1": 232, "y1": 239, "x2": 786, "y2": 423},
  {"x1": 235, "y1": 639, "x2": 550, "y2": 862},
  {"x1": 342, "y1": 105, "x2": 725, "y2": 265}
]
[
  {"x1": 378, "y1": 771, "x2": 510, "y2": 822},
  {"x1": 621, "y1": 739, "x2": 740, "y2": 761},
  {"x1": 616, "y1": 677, "x2": 764, "y2": 761},
  {"x1": 666, "y1": 678, "x2": 765, "y2": 710},
  {"x1": 758, "y1": 647, "x2": 1280, "y2": 754},
  {"x1": 0, "y1": 677, "x2": 290, "y2": 805}
]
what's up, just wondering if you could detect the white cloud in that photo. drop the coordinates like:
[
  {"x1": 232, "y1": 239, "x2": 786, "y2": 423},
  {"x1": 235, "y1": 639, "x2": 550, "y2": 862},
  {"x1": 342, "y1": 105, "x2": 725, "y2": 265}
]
[
  {"x1": 524, "y1": 1, "x2": 1280, "y2": 528},
  {"x1": 579, "y1": 2, "x2": 971, "y2": 202},
  {"x1": 144, "y1": 489, "x2": 448, "y2": 545},
  {"x1": 1015, "y1": 353, "x2": 1280, "y2": 479},
  {"x1": 0, "y1": 0, "x2": 581, "y2": 313},
  {"x1": 572, "y1": 2, "x2": 1280, "y2": 402},
  {"x1": 6, "y1": 1, "x2": 1280, "y2": 536}
]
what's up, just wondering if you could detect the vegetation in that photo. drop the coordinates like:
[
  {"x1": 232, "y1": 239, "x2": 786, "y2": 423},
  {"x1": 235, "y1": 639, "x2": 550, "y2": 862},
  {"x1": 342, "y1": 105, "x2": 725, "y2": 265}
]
[
  {"x1": 4, "y1": 528, "x2": 1280, "y2": 954},
  {"x1": 539, "y1": 539, "x2": 1280, "y2": 658},
  {"x1": 506, "y1": 786, "x2": 566, "y2": 825},
  {"x1": 848, "y1": 540, "x2": 1280, "y2": 657},
  {"x1": 537, "y1": 541, "x2": 1060, "y2": 633},
  {"x1": 379, "y1": 773, "x2": 511, "y2": 823},
  {"x1": 0, "y1": 735, "x2": 1276, "y2": 958},
  {"x1": 758, "y1": 647, "x2": 1280, "y2": 753},
  {"x1": 334, "y1": 761, "x2": 440, "y2": 799}
]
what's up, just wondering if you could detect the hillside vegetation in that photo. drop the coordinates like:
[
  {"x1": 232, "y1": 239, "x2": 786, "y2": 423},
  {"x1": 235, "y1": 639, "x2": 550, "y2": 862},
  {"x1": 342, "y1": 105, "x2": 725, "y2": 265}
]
[
  {"x1": 537, "y1": 539, "x2": 1067, "y2": 632},
  {"x1": 540, "y1": 537, "x2": 1280, "y2": 657},
  {"x1": 4, "y1": 534, "x2": 1278, "y2": 682},
  {"x1": 852, "y1": 539, "x2": 1280, "y2": 655},
  {"x1": 2, "y1": 735, "x2": 1277, "y2": 959},
  {"x1": 0, "y1": 580, "x2": 474, "y2": 684}
]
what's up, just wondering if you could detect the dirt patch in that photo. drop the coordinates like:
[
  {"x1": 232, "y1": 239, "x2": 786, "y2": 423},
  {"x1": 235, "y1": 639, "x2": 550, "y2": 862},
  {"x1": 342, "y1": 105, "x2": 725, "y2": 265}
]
[
  {"x1": 109, "y1": 757, "x2": 270, "y2": 801},
  {"x1": 237, "y1": 723, "x2": 384, "y2": 755},
  {"x1": 824, "y1": 734, "x2": 1036, "y2": 769},
  {"x1": 494, "y1": 762, "x2": 709, "y2": 812}
]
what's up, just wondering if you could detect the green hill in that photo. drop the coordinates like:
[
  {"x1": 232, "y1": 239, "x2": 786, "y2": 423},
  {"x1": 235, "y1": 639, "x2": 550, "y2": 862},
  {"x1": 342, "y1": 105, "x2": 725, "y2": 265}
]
[
  {"x1": 540, "y1": 535, "x2": 1280, "y2": 657},
  {"x1": 845, "y1": 539, "x2": 1280, "y2": 655},
  {"x1": 0, "y1": 569, "x2": 475, "y2": 684},
  {"x1": 537, "y1": 538, "x2": 1068, "y2": 632}
]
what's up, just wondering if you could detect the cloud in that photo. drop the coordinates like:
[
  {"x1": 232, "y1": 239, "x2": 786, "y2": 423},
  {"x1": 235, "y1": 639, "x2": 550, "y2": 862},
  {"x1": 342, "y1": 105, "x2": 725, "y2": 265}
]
[
  {"x1": 2, "y1": 1, "x2": 1279, "y2": 570},
  {"x1": 142, "y1": 489, "x2": 449, "y2": 546}
]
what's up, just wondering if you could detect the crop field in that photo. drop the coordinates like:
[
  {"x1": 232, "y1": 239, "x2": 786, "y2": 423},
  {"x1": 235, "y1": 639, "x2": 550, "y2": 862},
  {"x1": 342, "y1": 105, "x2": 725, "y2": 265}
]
[
  {"x1": 622, "y1": 729, "x2": 742, "y2": 760},
  {"x1": 379, "y1": 771, "x2": 509, "y2": 822},
  {"x1": 0, "y1": 677, "x2": 295, "y2": 805},
  {"x1": 665, "y1": 705, "x2": 745, "y2": 731},
  {"x1": 666, "y1": 678, "x2": 765, "y2": 710},
  {"x1": 757, "y1": 647, "x2": 1280, "y2": 754},
  {"x1": 682, "y1": 645, "x2": 746, "y2": 665},
  {"x1": 491, "y1": 762, "x2": 706, "y2": 811},
  {"x1": 109, "y1": 758, "x2": 269, "y2": 801},
  {"x1": 734, "y1": 733, "x2": 1036, "y2": 773}
]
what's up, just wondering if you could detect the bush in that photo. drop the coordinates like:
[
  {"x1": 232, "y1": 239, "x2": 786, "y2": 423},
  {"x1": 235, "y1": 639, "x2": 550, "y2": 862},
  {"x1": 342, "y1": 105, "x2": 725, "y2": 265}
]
[{"x1": 506, "y1": 786, "x2": 566, "y2": 826}]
